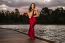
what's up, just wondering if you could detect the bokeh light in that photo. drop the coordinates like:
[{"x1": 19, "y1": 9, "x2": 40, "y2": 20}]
[{"x1": 44, "y1": 0, "x2": 51, "y2": 3}]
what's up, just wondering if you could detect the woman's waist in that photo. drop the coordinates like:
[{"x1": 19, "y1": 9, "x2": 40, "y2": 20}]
[{"x1": 29, "y1": 16, "x2": 38, "y2": 19}]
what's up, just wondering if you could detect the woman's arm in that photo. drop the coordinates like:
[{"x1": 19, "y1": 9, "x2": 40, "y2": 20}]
[{"x1": 33, "y1": 9, "x2": 40, "y2": 17}]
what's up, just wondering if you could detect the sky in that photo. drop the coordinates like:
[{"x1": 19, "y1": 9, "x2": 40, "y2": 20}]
[{"x1": 0, "y1": 0, "x2": 65, "y2": 13}]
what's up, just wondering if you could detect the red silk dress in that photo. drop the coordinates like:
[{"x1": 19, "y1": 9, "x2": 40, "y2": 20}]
[{"x1": 28, "y1": 14, "x2": 37, "y2": 40}]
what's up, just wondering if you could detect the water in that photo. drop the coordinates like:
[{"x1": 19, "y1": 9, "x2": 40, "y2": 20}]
[{"x1": 0, "y1": 25, "x2": 65, "y2": 43}]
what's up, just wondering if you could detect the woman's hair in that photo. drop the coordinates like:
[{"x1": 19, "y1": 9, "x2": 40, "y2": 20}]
[{"x1": 29, "y1": 3, "x2": 36, "y2": 12}]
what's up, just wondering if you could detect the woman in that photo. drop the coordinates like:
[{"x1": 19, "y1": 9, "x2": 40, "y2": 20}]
[{"x1": 27, "y1": 3, "x2": 40, "y2": 40}]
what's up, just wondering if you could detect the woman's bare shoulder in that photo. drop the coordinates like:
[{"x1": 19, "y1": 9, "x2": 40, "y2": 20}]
[{"x1": 26, "y1": 10, "x2": 29, "y2": 14}]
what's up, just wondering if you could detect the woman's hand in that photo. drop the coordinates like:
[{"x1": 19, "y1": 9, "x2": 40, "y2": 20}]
[{"x1": 33, "y1": 9, "x2": 40, "y2": 17}]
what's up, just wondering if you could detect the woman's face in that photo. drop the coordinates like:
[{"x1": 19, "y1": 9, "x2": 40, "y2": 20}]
[{"x1": 31, "y1": 4, "x2": 35, "y2": 9}]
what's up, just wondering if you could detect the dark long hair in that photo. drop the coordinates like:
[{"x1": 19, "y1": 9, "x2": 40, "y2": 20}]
[{"x1": 29, "y1": 3, "x2": 36, "y2": 12}]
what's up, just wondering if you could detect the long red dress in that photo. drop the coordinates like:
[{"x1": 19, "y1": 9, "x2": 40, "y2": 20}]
[{"x1": 28, "y1": 15, "x2": 37, "y2": 40}]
